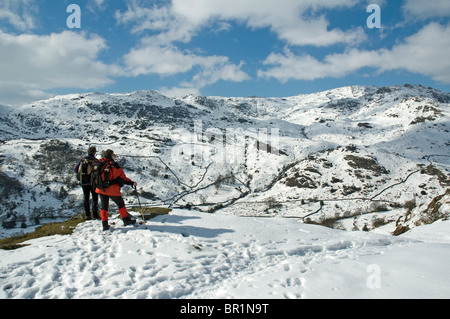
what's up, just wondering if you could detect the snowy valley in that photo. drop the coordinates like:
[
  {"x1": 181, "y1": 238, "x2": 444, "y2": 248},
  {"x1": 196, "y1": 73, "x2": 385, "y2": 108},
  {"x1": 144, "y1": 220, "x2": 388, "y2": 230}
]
[{"x1": 0, "y1": 84, "x2": 449, "y2": 299}]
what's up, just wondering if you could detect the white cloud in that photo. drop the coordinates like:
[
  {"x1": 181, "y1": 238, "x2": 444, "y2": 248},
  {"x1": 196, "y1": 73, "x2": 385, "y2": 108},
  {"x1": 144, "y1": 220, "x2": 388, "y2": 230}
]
[
  {"x1": 380, "y1": 23, "x2": 450, "y2": 83},
  {"x1": 124, "y1": 38, "x2": 250, "y2": 96},
  {"x1": 115, "y1": 0, "x2": 198, "y2": 44},
  {"x1": 258, "y1": 49, "x2": 363, "y2": 82},
  {"x1": 0, "y1": 30, "x2": 119, "y2": 106},
  {"x1": 159, "y1": 61, "x2": 251, "y2": 97},
  {"x1": 402, "y1": 0, "x2": 450, "y2": 20},
  {"x1": 88, "y1": 0, "x2": 107, "y2": 12},
  {"x1": 0, "y1": 84, "x2": 52, "y2": 107},
  {"x1": 122, "y1": 39, "x2": 250, "y2": 92},
  {"x1": 174, "y1": 0, "x2": 366, "y2": 46},
  {"x1": 117, "y1": 0, "x2": 254, "y2": 94},
  {"x1": 259, "y1": 23, "x2": 450, "y2": 84},
  {"x1": 187, "y1": 60, "x2": 250, "y2": 88},
  {"x1": 116, "y1": 0, "x2": 366, "y2": 95},
  {"x1": 92, "y1": 0, "x2": 106, "y2": 7},
  {"x1": 0, "y1": 0, "x2": 38, "y2": 31},
  {"x1": 117, "y1": 0, "x2": 365, "y2": 47},
  {"x1": 124, "y1": 43, "x2": 194, "y2": 76},
  {"x1": 159, "y1": 86, "x2": 201, "y2": 98}
]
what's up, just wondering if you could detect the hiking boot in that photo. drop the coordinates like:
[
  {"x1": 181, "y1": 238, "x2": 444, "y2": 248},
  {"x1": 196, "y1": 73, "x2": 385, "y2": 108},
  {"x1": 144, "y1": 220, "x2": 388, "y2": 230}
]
[
  {"x1": 102, "y1": 221, "x2": 110, "y2": 231},
  {"x1": 92, "y1": 212, "x2": 101, "y2": 220},
  {"x1": 122, "y1": 216, "x2": 136, "y2": 226},
  {"x1": 85, "y1": 213, "x2": 92, "y2": 220}
]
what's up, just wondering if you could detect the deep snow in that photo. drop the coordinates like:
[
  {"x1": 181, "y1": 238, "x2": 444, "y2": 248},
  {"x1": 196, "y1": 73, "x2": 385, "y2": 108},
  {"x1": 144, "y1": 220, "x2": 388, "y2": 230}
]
[{"x1": 1, "y1": 209, "x2": 449, "y2": 299}]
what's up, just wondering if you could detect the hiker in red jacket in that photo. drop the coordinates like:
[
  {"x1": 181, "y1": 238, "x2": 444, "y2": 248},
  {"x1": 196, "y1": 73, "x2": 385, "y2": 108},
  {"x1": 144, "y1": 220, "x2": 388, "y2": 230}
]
[{"x1": 95, "y1": 149, "x2": 137, "y2": 231}]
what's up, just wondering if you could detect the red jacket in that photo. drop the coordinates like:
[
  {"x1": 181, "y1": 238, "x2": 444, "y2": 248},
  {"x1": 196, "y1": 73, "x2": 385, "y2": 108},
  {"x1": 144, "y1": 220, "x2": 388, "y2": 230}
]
[{"x1": 95, "y1": 158, "x2": 134, "y2": 197}]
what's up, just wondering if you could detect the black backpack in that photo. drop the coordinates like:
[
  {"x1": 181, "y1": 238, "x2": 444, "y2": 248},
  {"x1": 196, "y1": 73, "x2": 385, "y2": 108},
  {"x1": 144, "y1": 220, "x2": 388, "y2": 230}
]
[
  {"x1": 77, "y1": 158, "x2": 97, "y2": 186},
  {"x1": 90, "y1": 160, "x2": 114, "y2": 191}
]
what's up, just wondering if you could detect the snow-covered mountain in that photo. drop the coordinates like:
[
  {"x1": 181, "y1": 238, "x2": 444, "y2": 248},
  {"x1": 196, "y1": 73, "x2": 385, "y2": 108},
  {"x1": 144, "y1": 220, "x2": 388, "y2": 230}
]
[{"x1": 0, "y1": 84, "x2": 449, "y2": 238}]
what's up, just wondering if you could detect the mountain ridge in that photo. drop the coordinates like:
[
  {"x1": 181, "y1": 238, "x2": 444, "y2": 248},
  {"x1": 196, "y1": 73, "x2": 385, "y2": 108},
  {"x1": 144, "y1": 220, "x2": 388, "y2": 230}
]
[{"x1": 0, "y1": 84, "x2": 448, "y2": 238}]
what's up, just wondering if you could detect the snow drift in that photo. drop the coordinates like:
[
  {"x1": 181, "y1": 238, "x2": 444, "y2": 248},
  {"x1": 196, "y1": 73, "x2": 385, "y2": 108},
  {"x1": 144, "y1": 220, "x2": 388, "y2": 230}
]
[{"x1": 1, "y1": 210, "x2": 449, "y2": 299}]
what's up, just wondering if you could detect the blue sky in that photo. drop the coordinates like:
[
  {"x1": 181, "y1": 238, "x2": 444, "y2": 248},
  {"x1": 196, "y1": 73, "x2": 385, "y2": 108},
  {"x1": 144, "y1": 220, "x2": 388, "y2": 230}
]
[{"x1": 0, "y1": 0, "x2": 449, "y2": 105}]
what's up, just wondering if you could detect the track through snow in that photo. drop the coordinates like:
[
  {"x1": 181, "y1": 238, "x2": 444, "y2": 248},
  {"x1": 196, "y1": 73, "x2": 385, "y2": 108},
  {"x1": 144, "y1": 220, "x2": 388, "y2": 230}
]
[{"x1": 1, "y1": 210, "x2": 449, "y2": 299}]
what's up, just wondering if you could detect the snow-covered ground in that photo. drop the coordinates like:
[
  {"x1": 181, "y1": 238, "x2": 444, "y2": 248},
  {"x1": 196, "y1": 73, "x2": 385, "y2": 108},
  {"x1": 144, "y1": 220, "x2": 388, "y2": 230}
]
[
  {"x1": 0, "y1": 85, "x2": 449, "y2": 300},
  {"x1": 1, "y1": 209, "x2": 449, "y2": 299}
]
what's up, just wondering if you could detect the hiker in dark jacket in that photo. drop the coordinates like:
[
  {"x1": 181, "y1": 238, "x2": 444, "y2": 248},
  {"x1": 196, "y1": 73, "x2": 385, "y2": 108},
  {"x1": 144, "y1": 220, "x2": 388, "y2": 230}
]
[
  {"x1": 95, "y1": 149, "x2": 137, "y2": 231},
  {"x1": 74, "y1": 146, "x2": 100, "y2": 220}
]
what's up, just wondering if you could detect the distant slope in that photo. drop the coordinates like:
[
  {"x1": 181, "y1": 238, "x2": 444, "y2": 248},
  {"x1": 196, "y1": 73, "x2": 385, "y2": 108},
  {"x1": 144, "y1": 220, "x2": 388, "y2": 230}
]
[{"x1": 0, "y1": 84, "x2": 448, "y2": 238}]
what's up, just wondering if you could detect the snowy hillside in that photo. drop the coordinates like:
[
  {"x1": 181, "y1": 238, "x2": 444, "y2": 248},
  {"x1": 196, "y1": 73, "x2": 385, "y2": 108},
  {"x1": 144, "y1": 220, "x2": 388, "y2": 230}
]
[
  {"x1": 0, "y1": 84, "x2": 449, "y2": 300},
  {"x1": 0, "y1": 84, "x2": 448, "y2": 238}
]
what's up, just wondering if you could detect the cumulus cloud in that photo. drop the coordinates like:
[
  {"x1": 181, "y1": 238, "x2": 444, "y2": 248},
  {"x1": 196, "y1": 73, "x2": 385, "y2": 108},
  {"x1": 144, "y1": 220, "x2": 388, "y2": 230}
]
[
  {"x1": 116, "y1": 0, "x2": 367, "y2": 95},
  {"x1": 0, "y1": 0, "x2": 38, "y2": 31},
  {"x1": 124, "y1": 42, "x2": 202, "y2": 76},
  {"x1": 174, "y1": 0, "x2": 366, "y2": 46},
  {"x1": 159, "y1": 59, "x2": 250, "y2": 98},
  {"x1": 402, "y1": 0, "x2": 450, "y2": 20},
  {"x1": 117, "y1": 0, "x2": 365, "y2": 47},
  {"x1": 88, "y1": 0, "x2": 107, "y2": 12},
  {"x1": 0, "y1": 31, "x2": 119, "y2": 106},
  {"x1": 115, "y1": 0, "x2": 198, "y2": 44},
  {"x1": 124, "y1": 38, "x2": 248, "y2": 77},
  {"x1": 159, "y1": 86, "x2": 201, "y2": 98},
  {"x1": 4, "y1": 1, "x2": 448, "y2": 105},
  {"x1": 259, "y1": 23, "x2": 450, "y2": 84},
  {"x1": 122, "y1": 39, "x2": 250, "y2": 92},
  {"x1": 117, "y1": 0, "x2": 257, "y2": 95}
]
